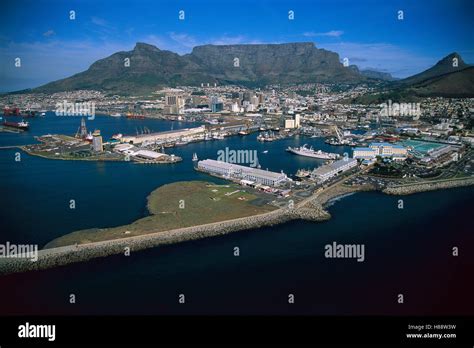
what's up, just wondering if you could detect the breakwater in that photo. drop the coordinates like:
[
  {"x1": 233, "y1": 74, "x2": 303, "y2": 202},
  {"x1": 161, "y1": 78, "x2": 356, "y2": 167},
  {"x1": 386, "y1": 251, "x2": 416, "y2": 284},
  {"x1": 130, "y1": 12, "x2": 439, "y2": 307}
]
[
  {"x1": 0, "y1": 201, "x2": 331, "y2": 275},
  {"x1": 2, "y1": 176, "x2": 472, "y2": 275},
  {"x1": 383, "y1": 177, "x2": 474, "y2": 195}
]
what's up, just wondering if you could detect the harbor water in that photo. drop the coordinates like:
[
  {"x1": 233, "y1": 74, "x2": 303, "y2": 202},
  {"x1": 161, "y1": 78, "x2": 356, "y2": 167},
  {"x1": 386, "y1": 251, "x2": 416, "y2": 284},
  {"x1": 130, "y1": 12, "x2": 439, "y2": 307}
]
[{"x1": 0, "y1": 114, "x2": 472, "y2": 315}]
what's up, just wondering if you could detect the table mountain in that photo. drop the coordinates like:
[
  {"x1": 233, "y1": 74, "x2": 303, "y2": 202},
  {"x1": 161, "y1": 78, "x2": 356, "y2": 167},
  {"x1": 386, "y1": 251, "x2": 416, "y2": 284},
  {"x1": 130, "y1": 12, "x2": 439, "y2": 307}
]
[{"x1": 32, "y1": 42, "x2": 364, "y2": 95}]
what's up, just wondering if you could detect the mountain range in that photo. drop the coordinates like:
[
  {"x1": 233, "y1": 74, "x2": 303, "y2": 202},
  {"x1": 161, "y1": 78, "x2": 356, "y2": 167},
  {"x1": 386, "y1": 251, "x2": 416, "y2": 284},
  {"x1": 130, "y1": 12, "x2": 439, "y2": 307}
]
[{"x1": 26, "y1": 42, "x2": 473, "y2": 98}]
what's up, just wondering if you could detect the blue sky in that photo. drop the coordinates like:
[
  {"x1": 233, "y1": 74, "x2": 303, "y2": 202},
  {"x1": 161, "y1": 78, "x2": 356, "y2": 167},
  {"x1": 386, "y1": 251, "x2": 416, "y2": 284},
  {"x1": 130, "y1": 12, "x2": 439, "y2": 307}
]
[{"x1": 1, "y1": 0, "x2": 473, "y2": 91}]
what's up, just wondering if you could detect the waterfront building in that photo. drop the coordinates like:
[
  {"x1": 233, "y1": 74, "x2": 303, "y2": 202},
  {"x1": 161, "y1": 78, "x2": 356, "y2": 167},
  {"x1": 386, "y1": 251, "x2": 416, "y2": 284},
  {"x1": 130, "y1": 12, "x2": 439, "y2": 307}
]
[
  {"x1": 92, "y1": 129, "x2": 103, "y2": 152},
  {"x1": 121, "y1": 126, "x2": 205, "y2": 145},
  {"x1": 353, "y1": 142, "x2": 407, "y2": 161},
  {"x1": 131, "y1": 149, "x2": 167, "y2": 161},
  {"x1": 197, "y1": 159, "x2": 289, "y2": 187},
  {"x1": 352, "y1": 147, "x2": 376, "y2": 160},
  {"x1": 311, "y1": 158, "x2": 358, "y2": 183}
]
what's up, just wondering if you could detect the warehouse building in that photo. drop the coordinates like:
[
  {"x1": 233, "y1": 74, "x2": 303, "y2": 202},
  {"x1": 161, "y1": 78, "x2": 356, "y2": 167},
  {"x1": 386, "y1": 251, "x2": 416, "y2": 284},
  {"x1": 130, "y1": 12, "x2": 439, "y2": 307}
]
[
  {"x1": 311, "y1": 158, "x2": 358, "y2": 183},
  {"x1": 121, "y1": 126, "x2": 205, "y2": 144},
  {"x1": 197, "y1": 159, "x2": 289, "y2": 186}
]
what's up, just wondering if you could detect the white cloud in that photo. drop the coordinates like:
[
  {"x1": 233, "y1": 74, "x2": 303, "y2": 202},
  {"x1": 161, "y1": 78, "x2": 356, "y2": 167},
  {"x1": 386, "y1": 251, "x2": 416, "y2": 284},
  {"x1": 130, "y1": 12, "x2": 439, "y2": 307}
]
[
  {"x1": 91, "y1": 17, "x2": 111, "y2": 28},
  {"x1": 169, "y1": 32, "x2": 200, "y2": 48},
  {"x1": 43, "y1": 30, "x2": 55, "y2": 37},
  {"x1": 303, "y1": 30, "x2": 344, "y2": 38}
]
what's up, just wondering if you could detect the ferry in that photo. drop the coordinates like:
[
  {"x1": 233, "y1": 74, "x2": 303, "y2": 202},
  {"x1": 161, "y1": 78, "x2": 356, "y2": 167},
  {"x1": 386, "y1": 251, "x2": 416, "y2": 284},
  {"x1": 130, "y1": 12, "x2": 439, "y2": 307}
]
[
  {"x1": 286, "y1": 144, "x2": 340, "y2": 160},
  {"x1": 3, "y1": 120, "x2": 29, "y2": 130}
]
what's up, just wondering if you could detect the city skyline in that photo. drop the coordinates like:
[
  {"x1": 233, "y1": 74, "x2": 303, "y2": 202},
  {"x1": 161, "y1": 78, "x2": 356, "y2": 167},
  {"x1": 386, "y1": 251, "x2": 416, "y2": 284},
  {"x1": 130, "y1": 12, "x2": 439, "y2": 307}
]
[{"x1": 1, "y1": 0, "x2": 474, "y2": 91}]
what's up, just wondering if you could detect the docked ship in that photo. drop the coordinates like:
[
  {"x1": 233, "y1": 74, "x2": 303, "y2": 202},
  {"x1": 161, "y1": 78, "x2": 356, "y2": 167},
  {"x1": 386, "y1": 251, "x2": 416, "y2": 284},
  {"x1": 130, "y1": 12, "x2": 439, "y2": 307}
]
[
  {"x1": 286, "y1": 144, "x2": 340, "y2": 160},
  {"x1": 3, "y1": 120, "x2": 29, "y2": 130},
  {"x1": 257, "y1": 132, "x2": 276, "y2": 142},
  {"x1": 174, "y1": 140, "x2": 189, "y2": 146},
  {"x1": 3, "y1": 108, "x2": 36, "y2": 118},
  {"x1": 126, "y1": 112, "x2": 145, "y2": 119},
  {"x1": 295, "y1": 169, "x2": 311, "y2": 178}
]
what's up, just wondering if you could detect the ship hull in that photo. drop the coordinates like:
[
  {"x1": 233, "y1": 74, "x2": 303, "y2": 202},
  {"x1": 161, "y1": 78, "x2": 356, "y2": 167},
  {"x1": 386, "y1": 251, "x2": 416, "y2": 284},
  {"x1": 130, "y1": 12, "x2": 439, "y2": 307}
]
[
  {"x1": 286, "y1": 147, "x2": 338, "y2": 160},
  {"x1": 3, "y1": 122, "x2": 29, "y2": 130}
]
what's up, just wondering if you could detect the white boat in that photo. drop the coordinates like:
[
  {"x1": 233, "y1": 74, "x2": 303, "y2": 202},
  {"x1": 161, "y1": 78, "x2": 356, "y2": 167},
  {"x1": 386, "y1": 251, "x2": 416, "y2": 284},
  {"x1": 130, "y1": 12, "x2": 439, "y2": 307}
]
[
  {"x1": 212, "y1": 134, "x2": 225, "y2": 140},
  {"x1": 262, "y1": 150, "x2": 268, "y2": 154},
  {"x1": 286, "y1": 144, "x2": 340, "y2": 160},
  {"x1": 110, "y1": 113, "x2": 122, "y2": 117},
  {"x1": 192, "y1": 153, "x2": 198, "y2": 161},
  {"x1": 295, "y1": 169, "x2": 311, "y2": 178}
]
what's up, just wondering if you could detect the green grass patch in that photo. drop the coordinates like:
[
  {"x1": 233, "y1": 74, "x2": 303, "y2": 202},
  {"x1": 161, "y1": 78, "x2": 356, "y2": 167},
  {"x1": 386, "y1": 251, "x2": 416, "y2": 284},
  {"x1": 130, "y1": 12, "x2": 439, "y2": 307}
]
[{"x1": 45, "y1": 181, "x2": 276, "y2": 248}]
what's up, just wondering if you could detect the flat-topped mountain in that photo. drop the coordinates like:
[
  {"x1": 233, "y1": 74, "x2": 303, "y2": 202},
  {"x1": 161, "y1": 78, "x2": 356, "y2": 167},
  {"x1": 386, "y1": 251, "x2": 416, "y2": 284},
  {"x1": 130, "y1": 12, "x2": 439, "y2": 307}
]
[{"x1": 32, "y1": 42, "x2": 364, "y2": 94}]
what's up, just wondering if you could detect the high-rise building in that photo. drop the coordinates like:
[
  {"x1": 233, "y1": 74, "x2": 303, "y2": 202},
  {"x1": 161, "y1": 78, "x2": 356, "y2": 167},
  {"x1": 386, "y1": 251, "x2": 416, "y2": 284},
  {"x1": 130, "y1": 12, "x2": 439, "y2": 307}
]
[
  {"x1": 210, "y1": 96, "x2": 223, "y2": 113},
  {"x1": 294, "y1": 114, "x2": 301, "y2": 128}
]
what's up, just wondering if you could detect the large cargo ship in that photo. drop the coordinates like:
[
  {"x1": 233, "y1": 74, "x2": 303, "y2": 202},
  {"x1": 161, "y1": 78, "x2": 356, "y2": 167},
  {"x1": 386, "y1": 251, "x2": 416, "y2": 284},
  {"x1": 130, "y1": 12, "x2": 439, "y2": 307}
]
[
  {"x1": 3, "y1": 120, "x2": 29, "y2": 130},
  {"x1": 286, "y1": 144, "x2": 340, "y2": 160}
]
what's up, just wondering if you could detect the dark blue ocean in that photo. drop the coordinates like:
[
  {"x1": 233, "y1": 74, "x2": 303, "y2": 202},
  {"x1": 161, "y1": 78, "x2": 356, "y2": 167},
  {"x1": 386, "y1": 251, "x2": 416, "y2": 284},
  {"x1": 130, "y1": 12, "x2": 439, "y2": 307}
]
[{"x1": 0, "y1": 114, "x2": 473, "y2": 315}]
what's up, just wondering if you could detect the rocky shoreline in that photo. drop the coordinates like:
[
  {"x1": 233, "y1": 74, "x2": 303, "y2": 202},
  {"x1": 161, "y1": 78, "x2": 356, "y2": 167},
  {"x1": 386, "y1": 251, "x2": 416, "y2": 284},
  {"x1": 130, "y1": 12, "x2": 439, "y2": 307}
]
[{"x1": 383, "y1": 177, "x2": 474, "y2": 195}]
